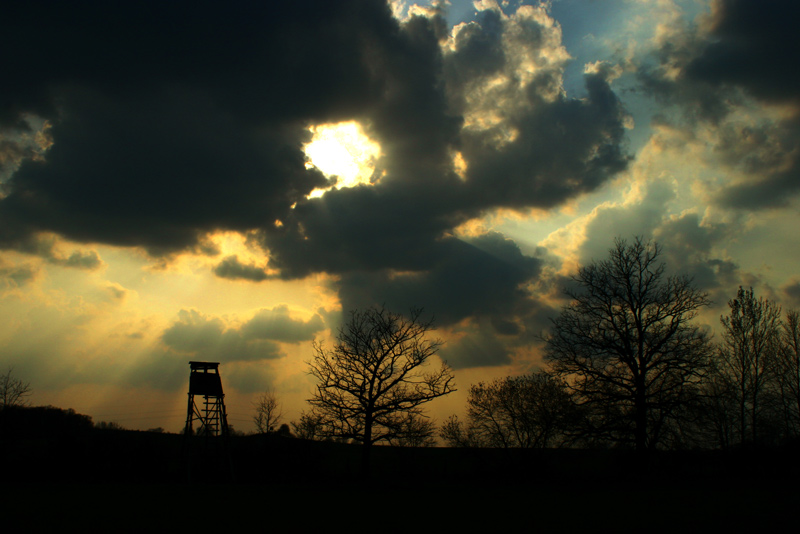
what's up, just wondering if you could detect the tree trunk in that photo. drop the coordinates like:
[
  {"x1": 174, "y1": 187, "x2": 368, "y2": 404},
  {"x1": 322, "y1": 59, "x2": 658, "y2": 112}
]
[
  {"x1": 362, "y1": 412, "x2": 373, "y2": 478},
  {"x1": 635, "y1": 397, "x2": 647, "y2": 451},
  {"x1": 751, "y1": 395, "x2": 757, "y2": 445},
  {"x1": 635, "y1": 378, "x2": 647, "y2": 451},
  {"x1": 739, "y1": 377, "x2": 747, "y2": 446}
]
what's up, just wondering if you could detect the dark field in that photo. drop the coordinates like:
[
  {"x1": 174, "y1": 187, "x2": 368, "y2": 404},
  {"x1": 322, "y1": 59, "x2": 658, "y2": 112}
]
[
  {"x1": 6, "y1": 480, "x2": 798, "y2": 532},
  {"x1": 2, "y1": 407, "x2": 798, "y2": 531},
  {"x1": 4, "y1": 440, "x2": 799, "y2": 532}
]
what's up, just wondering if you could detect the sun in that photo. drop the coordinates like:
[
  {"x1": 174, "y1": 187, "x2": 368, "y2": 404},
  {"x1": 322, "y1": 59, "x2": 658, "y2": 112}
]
[{"x1": 303, "y1": 121, "x2": 381, "y2": 198}]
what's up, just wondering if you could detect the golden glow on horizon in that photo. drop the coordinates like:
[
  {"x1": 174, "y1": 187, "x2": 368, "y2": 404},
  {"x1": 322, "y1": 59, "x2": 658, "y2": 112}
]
[{"x1": 303, "y1": 121, "x2": 381, "y2": 198}]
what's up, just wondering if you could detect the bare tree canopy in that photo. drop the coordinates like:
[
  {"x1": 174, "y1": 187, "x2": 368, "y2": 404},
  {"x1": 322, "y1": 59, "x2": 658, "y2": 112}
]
[
  {"x1": 253, "y1": 389, "x2": 282, "y2": 434},
  {"x1": 441, "y1": 371, "x2": 576, "y2": 448},
  {"x1": 384, "y1": 413, "x2": 437, "y2": 447},
  {"x1": 544, "y1": 237, "x2": 712, "y2": 450},
  {"x1": 307, "y1": 306, "x2": 455, "y2": 470},
  {"x1": 1, "y1": 367, "x2": 32, "y2": 408},
  {"x1": 776, "y1": 309, "x2": 800, "y2": 439},
  {"x1": 715, "y1": 286, "x2": 782, "y2": 445},
  {"x1": 291, "y1": 410, "x2": 324, "y2": 440}
]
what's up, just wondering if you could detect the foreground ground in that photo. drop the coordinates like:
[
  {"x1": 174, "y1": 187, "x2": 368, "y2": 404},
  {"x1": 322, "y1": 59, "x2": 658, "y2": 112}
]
[
  {"x1": 5, "y1": 479, "x2": 798, "y2": 532},
  {"x1": 3, "y1": 407, "x2": 798, "y2": 531}
]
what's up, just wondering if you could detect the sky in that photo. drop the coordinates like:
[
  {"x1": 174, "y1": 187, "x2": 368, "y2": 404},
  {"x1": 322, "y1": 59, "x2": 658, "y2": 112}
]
[{"x1": 2, "y1": 0, "x2": 799, "y2": 433}]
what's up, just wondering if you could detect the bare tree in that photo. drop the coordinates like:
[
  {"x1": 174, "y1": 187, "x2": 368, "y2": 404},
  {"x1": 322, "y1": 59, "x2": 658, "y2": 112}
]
[
  {"x1": 693, "y1": 367, "x2": 739, "y2": 449},
  {"x1": 776, "y1": 309, "x2": 800, "y2": 439},
  {"x1": 440, "y1": 415, "x2": 482, "y2": 447},
  {"x1": 715, "y1": 286, "x2": 782, "y2": 446},
  {"x1": 253, "y1": 389, "x2": 283, "y2": 434},
  {"x1": 1, "y1": 367, "x2": 32, "y2": 408},
  {"x1": 544, "y1": 237, "x2": 712, "y2": 451},
  {"x1": 384, "y1": 413, "x2": 437, "y2": 447},
  {"x1": 445, "y1": 371, "x2": 577, "y2": 448},
  {"x1": 291, "y1": 410, "x2": 324, "y2": 440},
  {"x1": 307, "y1": 306, "x2": 455, "y2": 472}
]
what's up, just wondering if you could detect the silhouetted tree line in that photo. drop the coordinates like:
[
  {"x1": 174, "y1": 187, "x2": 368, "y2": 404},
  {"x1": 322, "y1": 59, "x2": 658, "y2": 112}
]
[
  {"x1": 0, "y1": 404, "x2": 94, "y2": 438},
  {"x1": 442, "y1": 238, "x2": 800, "y2": 451},
  {"x1": 265, "y1": 237, "x2": 799, "y2": 456}
]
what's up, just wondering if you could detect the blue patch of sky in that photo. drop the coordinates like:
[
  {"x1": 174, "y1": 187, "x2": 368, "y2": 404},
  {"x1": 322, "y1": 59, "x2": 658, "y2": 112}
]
[
  {"x1": 441, "y1": 0, "x2": 481, "y2": 26},
  {"x1": 434, "y1": 1, "x2": 660, "y2": 153},
  {"x1": 550, "y1": 0, "x2": 656, "y2": 153}
]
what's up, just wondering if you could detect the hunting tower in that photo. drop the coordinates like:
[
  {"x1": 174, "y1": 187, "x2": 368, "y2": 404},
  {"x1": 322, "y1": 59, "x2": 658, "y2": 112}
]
[{"x1": 184, "y1": 361, "x2": 229, "y2": 439}]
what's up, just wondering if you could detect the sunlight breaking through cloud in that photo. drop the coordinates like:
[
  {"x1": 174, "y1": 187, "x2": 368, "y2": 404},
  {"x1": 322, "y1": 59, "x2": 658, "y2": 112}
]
[{"x1": 303, "y1": 121, "x2": 381, "y2": 198}]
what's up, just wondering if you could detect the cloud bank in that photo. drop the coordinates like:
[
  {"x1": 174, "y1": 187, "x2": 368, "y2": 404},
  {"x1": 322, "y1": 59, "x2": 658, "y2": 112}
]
[
  {"x1": 2, "y1": 0, "x2": 796, "y2": 386},
  {"x1": 0, "y1": 1, "x2": 637, "y2": 369}
]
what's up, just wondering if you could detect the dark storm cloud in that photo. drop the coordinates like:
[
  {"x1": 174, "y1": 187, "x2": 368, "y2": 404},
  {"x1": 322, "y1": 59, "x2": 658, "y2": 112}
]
[
  {"x1": 639, "y1": 57, "x2": 734, "y2": 124},
  {"x1": 0, "y1": 0, "x2": 394, "y2": 253},
  {"x1": 654, "y1": 213, "x2": 739, "y2": 292},
  {"x1": 260, "y1": 6, "x2": 629, "y2": 312},
  {"x1": 361, "y1": 13, "x2": 463, "y2": 186},
  {"x1": 0, "y1": 137, "x2": 41, "y2": 177},
  {"x1": 713, "y1": 116, "x2": 800, "y2": 209},
  {"x1": 684, "y1": 0, "x2": 800, "y2": 105},
  {"x1": 442, "y1": 9, "x2": 631, "y2": 210},
  {"x1": 717, "y1": 164, "x2": 800, "y2": 210},
  {"x1": 337, "y1": 232, "x2": 542, "y2": 327},
  {"x1": 262, "y1": 186, "x2": 454, "y2": 279},
  {"x1": 2, "y1": 0, "x2": 629, "y2": 260},
  {"x1": 458, "y1": 71, "x2": 630, "y2": 209},
  {"x1": 0, "y1": 1, "x2": 389, "y2": 127},
  {"x1": 639, "y1": 0, "x2": 800, "y2": 209},
  {"x1": 213, "y1": 255, "x2": 269, "y2": 283},
  {"x1": 1, "y1": 86, "x2": 328, "y2": 255},
  {"x1": 439, "y1": 326, "x2": 514, "y2": 369},
  {"x1": 443, "y1": 9, "x2": 507, "y2": 99},
  {"x1": 1, "y1": 2, "x2": 632, "y2": 368}
]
